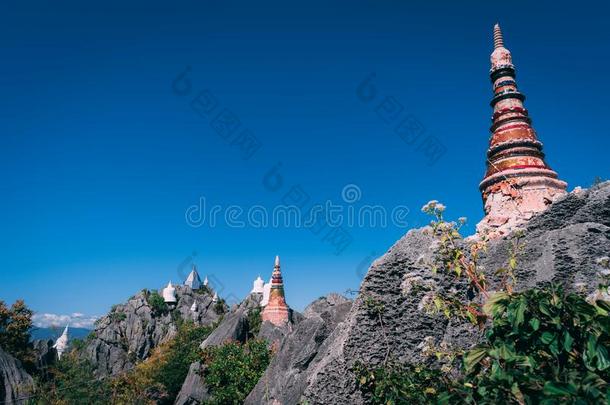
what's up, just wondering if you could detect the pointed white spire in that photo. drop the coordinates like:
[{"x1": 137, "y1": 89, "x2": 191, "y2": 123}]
[
  {"x1": 185, "y1": 265, "x2": 202, "y2": 289},
  {"x1": 212, "y1": 292, "x2": 218, "y2": 303},
  {"x1": 53, "y1": 325, "x2": 69, "y2": 359},
  {"x1": 203, "y1": 276, "x2": 209, "y2": 286},
  {"x1": 275, "y1": 255, "x2": 280, "y2": 267}
]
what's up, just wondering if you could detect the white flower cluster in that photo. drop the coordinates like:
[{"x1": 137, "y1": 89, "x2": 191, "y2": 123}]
[{"x1": 421, "y1": 200, "x2": 446, "y2": 213}]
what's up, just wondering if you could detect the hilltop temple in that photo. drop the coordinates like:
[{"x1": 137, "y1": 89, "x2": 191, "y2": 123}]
[
  {"x1": 477, "y1": 24, "x2": 567, "y2": 236},
  {"x1": 261, "y1": 256, "x2": 290, "y2": 326}
]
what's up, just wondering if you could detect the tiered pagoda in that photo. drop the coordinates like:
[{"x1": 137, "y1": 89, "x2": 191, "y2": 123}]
[
  {"x1": 261, "y1": 256, "x2": 290, "y2": 326},
  {"x1": 478, "y1": 24, "x2": 567, "y2": 236}
]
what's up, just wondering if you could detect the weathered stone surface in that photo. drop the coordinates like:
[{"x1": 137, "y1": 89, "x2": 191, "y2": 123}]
[
  {"x1": 301, "y1": 183, "x2": 610, "y2": 404},
  {"x1": 84, "y1": 285, "x2": 224, "y2": 376},
  {"x1": 200, "y1": 293, "x2": 260, "y2": 349},
  {"x1": 32, "y1": 339, "x2": 56, "y2": 375},
  {"x1": 0, "y1": 346, "x2": 34, "y2": 405},
  {"x1": 245, "y1": 293, "x2": 352, "y2": 405},
  {"x1": 173, "y1": 361, "x2": 210, "y2": 405}
]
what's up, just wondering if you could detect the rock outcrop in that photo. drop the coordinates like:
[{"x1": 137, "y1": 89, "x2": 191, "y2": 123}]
[
  {"x1": 84, "y1": 285, "x2": 224, "y2": 376},
  {"x1": 299, "y1": 183, "x2": 610, "y2": 404},
  {"x1": 175, "y1": 292, "x2": 301, "y2": 405},
  {"x1": 245, "y1": 293, "x2": 352, "y2": 405},
  {"x1": 0, "y1": 347, "x2": 34, "y2": 405}
]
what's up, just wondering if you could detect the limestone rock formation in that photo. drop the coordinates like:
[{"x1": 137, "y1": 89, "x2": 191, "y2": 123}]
[
  {"x1": 299, "y1": 183, "x2": 610, "y2": 404},
  {"x1": 173, "y1": 361, "x2": 211, "y2": 405},
  {"x1": 0, "y1": 346, "x2": 34, "y2": 405},
  {"x1": 245, "y1": 293, "x2": 352, "y2": 405},
  {"x1": 176, "y1": 292, "x2": 301, "y2": 404},
  {"x1": 84, "y1": 284, "x2": 223, "y2": 376}
]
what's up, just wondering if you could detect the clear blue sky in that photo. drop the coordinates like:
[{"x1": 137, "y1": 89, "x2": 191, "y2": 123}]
[{"x1": 1, "y1": 0, "x2": 608, "y2": 323}]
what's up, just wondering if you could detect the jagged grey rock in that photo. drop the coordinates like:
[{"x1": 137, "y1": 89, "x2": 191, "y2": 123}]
[
  {"x1": 32, "y1": 339, "x2": 56, "y2": 375},
  {"x1": 0, "y1": 346, "x2": 34, "y2": 405},
  {"x1": 300, "y1": 183, "x2": 610, "y2": 404},
  {"x1": 245, "y1": 293, "x2": 352, "y2": 405},
  {"x1": 173, "y1": 362, "x2": 211, "y2": 405},
  {"x1": 84, "y1": 285, "x2": 224, "y2": 376},
  {"x1": 199, "y1": 293, "x2": 261, "y2": 349}
]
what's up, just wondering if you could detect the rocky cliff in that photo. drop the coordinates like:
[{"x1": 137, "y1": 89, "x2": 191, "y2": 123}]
[
  {"x1": 174, "y1": 292, "x2": 298, "y2": 405},
  {"x1": 84, "y1": 285, "x2": 224, "y2": 376},
  {"x1": 245, "y1": 293, "x2": 352, "y2": 405},
  {"x1": 297, "y1": 182, "x2": 610, "y2": 404},
  {"x1": 0, "y1": 346, "x2": 34, "y2": 405}
]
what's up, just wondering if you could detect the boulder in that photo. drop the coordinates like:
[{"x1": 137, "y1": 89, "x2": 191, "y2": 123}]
[{"x1": 0, "y1": 346, "x2": 34, "y2": 405}]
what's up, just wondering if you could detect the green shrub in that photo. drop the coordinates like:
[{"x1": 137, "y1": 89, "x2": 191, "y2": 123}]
[
  {"x1": 148, "y1": 291, "x2": 168, "y2": 315},
  {"x1": 214, "y1": 299, "x2": 226, "y2": 315},
  {"x1": 109, "y1": 311, "x2": 126, "y2": 323},
  {"x1": 354, "y1": 285, "x2": 610, "y2": 404},
  {"x1": 32, "y1": 349, "x2": 111, "y2": 404},
  {"x1": 354, "y1": 361, "x2": 449, "y2": 404},
  {"x1": 247, "y1": 307, "x2": 262, "y2": 338},
  {"x1": 153, "y1": 321, "x2": 212, "y2": 399},
  {"x1": 202, "y1": 339, "x2": 271, "y2": 404}
]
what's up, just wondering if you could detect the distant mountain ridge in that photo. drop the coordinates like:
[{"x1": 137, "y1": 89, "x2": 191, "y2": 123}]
[{"x1": 30, "y1": 327, "x2": 91, "y2": 342}]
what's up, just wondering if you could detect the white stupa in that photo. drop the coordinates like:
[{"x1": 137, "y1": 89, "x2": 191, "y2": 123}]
[
  {"x1": 251, "y1": 276, "x2": 265, "y2": 294},
  {"x1": 260, "y1": 278, "x2": 272, "y2": 307},
  {"x1": 185, "y1": 265, "x2": 202, "y2": 290},
  {"x1": 212, "y1": 292, "x2": 218, "y2": 303},
  {"x1": 163, "y1": 281, "x2": 177, "y2": 304},
  {"x1": 203, "y1": 276, "x2": 209, "y2": 287},
  {"x1": 53, "y1": 325, "x2": 69, "y2": 360}
]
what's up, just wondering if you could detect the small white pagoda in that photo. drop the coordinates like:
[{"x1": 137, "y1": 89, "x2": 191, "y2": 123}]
[
  {"x1": 251, "y1": 276, "x2": 265, "y2": 294},
  {"x1": 162, "y1": 281, "x2": 177, "y2": 304},
  {"x1": 53, "y1": 325, "x2": 69, "y2": 360},
  {"x1": 212, "y1": 292, "x2": 218, "y2": 303},
  {"x1": 185, "y1": 265, "x2": 202, "y2": 290}
]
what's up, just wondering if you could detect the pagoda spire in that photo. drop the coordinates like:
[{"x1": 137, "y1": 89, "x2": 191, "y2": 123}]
[
  {"x1": 261, "y1": 255, "x2": 290, "y2": 326},
  {"x1": 493, "y1": 23, "x2": 504, "y2": 49},
  {"x1": 478, "y1": 23, "x2": 567, "y2": 236}
]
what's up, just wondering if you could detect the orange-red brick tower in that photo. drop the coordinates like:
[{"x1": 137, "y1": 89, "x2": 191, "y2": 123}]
[
  {"x1": 478, "y1": 24, "x2": 567, "y2": 236},
  {"x1": 261, "y1": 255, "x2": 290, "y2": 326}
]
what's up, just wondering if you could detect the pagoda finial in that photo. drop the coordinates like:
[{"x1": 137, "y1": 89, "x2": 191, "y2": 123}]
[
  {"x1": 493, "y1": 23, "x2": 504, "y2": 49},
  {"x1": 274, "y1": 255, "x2": 280, "y2": 267}
]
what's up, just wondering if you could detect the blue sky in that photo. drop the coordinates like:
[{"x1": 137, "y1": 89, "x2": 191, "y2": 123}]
[{"x1": 1, "y1": 0, "x2": 608, "y2": 326}]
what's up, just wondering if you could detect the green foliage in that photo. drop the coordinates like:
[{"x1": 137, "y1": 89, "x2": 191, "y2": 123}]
[
  {"x1": 0, "y1": 299, "x2": 35, "y2": 371},
  {"x1": 214, "y1": 299, "x2": 226, "y2": 315},
  {"x1": 148, "y1": 291, "x2": 168, "y2": 315},
  {"x1": 32, "y1": 349, "x2": 111, "y2": 404},
  {"x1": 109, "y1": 311, "x2": 127, "y2": 323},
  {"x1": 354, "y1": 361, "x2": 449, "y2": 404},
  {"x1": 202, "y1": 339, "x2": 271, "y2": 404},
  {"x1": 455, "y1": 285, "x2": 610, "y2": 404},
  {"x1": 195, "y1": 285, "x2": 211, "y2": 295},
  {"x1": 354, "y1": 285, "x2": 610, "y2": 404},
  {"x1": 152, "y1": 321, "x2": 212, "y2": 400},
  {"x1": 247, "y1": 307, "x2": 262, "y2": 338}
]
